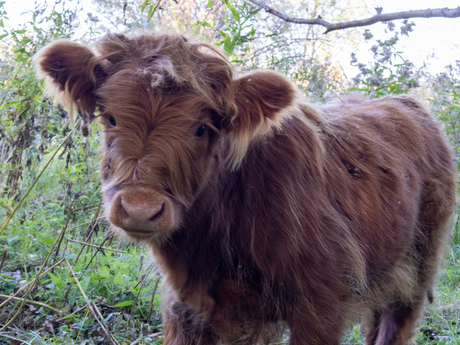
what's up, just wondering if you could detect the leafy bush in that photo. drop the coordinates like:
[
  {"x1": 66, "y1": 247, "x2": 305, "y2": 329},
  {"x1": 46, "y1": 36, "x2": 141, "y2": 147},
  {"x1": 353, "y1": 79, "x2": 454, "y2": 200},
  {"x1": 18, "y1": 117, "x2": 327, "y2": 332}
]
[{"x1": 349, "y1": 21, "x2": 421, "y2": 97}]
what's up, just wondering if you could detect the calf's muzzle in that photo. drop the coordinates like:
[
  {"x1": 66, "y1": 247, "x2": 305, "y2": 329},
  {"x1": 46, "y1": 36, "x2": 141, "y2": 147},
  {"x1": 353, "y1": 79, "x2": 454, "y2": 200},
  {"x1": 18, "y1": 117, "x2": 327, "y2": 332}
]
[{"x1": 108, "y1": 188, "x2": 176, "y2": 237}]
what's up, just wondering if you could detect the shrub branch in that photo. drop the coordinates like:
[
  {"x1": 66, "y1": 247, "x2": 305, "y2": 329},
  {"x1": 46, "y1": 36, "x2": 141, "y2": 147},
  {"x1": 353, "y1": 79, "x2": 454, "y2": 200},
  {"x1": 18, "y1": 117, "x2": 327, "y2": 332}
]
[{"x1": 248, "y1": 1, "x2": 460, "y2": 33}]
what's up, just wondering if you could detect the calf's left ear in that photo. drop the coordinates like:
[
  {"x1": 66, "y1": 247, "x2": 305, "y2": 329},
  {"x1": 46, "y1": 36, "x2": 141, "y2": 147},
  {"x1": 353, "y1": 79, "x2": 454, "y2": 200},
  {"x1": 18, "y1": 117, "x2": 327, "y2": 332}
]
[
  {"x1": 34, "y1": 40, "x2": 105, "y2": 125},
  {"x1": 225, "y1": 70, "x2": 297, "y2": 168}
]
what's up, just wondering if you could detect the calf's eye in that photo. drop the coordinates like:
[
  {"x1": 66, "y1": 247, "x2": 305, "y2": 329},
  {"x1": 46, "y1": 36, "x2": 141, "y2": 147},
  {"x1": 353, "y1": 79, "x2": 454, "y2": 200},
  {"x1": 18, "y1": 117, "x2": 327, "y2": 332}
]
[
  {"x1": 195, "y1": 124, "x2": 207, "y2": 138},
  {"x1": 108, "y1": 115, "x2": 117, "y2": 127}
]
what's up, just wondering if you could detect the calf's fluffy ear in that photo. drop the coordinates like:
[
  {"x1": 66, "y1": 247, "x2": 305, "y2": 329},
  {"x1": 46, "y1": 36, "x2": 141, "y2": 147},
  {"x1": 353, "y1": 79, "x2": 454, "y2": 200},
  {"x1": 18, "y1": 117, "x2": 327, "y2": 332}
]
[
  {"x1": 34, "y1": 40, "x2": 105, "y2": 121},
  {"x1": 226, "y1": 70, "x2": 297, "y2": 169}
]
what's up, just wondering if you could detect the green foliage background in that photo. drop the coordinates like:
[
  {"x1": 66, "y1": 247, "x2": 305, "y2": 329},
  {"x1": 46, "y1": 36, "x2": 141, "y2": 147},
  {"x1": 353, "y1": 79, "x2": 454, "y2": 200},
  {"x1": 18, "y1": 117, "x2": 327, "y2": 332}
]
[{"x1": 0, "y1": 1, "x2": 459, "y2": 344}]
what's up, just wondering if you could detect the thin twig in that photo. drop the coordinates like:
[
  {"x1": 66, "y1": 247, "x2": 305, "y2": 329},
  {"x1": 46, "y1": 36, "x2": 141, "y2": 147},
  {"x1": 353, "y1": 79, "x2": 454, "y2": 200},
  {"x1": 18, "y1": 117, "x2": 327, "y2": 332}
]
[
  {"x1": 71, "y1": 202, "x2": 101, "y2": 212},
  {"x1": 144, "y1": 0, "x2": 163, "y2": 21},
  {"x1": 68, "y1": 217, "x2": 104, "y2": 231},
  {"x1": 74, "y1": 200, "x2": 103, "y2": 264},
  {"x1": 107, "y1": 232, "x2": 114, "y2": 246},
  {"x1": 148, "y1": 332, "x2": 163, "y2": 337},
  {"x1": 147, "y1": 276, "x2": 160, "y2": 322},
  {"x1": 0, "y1": 333, "x2": 31, "y2": 345},
  {"x1": 131, "y1": 274, "x2": 148, "y2": 316},
  {"x1": 66, "y1": 237, "x2": 126, "y2": 253},
  {"x1": 54, "y1": 207, "x2": 74, "y2": 260},
  {"x1": 82, "y1": 233, "x2": 111, "y2": 271},
  {"x1": 0, "y1": 247, "x2": 7, "y2": 274},
  {"x1": 248, "y1": 1, "x2": 460, "y2": 33},
  {"x1": 61, "y1": 239, "x2": 69, "y2": 271},
  {"x1": 0, "y1": 294, "x2": 62, "y2": 314},
  {"x1": 64, "y1": 258, "x2": 120, "y2": 345},
  {"x1": 138, "y1": 254, "x2": 144, "y2": 284},
  {"x1": 129, "y1": 338, "x2": 141, "y2": 345},
  {"x1": 55, "y1": 305, "x2": 87, "y2": 322}
]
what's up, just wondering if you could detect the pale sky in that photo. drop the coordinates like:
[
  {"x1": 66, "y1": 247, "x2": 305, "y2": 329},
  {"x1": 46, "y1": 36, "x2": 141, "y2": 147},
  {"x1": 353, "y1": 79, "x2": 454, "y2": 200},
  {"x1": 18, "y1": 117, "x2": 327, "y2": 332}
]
[
  {"x1": 3, "y1": 0, "x2": 460, "y2": 75},
  {"x1": 368, "y1": 0, "x2": 460, "y2": 73}
]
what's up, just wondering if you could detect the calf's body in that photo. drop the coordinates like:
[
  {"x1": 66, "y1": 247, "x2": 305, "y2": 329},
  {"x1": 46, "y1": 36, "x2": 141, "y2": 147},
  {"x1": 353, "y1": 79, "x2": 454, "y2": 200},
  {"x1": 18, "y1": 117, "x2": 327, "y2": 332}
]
[{"x1": 35, "y1": 32, "x2": 456, "y2": 344}]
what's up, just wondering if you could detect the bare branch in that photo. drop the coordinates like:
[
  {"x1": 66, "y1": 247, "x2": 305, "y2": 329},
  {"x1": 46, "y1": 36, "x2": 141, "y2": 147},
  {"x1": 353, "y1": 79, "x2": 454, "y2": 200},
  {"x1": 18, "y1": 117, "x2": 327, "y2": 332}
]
[
  {"x1": 65, "y1": 237, "x2": 127, "y2": 253},
  {"x1": 248, "y1": 1, "x2": 460, "y2": 33}
]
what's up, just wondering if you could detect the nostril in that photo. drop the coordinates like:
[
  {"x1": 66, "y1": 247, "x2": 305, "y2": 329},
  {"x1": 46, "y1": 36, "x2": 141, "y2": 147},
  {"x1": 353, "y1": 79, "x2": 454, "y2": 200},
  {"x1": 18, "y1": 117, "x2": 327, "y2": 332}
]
[{"x1": 150, "y1": 203, "x2": 165, "y2": 222}]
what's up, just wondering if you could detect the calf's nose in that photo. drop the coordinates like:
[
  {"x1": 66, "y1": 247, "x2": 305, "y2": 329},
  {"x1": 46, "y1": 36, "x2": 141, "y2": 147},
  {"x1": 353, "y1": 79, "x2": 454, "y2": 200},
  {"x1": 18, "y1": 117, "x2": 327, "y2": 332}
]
[
  {"x1": 109, "y1": 189, "x2": 174, "y2": 234},
  {"x1": 119, "y1": 196, "x2": 165, "y2": 229}
]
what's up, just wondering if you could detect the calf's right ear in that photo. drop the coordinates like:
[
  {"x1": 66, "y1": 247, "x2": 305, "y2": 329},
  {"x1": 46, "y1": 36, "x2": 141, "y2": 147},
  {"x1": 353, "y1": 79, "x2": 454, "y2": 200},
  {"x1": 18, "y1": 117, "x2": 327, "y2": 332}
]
[{"x1": 34, "y1": 40, "x2": 105, "y2": 121}]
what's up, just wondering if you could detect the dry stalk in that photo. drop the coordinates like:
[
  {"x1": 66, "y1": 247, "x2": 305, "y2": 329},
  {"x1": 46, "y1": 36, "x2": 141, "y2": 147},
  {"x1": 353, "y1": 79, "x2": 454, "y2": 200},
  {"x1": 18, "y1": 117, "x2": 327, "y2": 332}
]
[
  {"x1": 131, "y1": 273, "x2": 148, "y2": 316},
  {"x1": 0, "y1": 332, "x2": 31, "y2": 345},
  {"x1": 64, "y1": 258, "x2": 120, "y2": 345},
  {"x1": 138, "y1": 254, "x2": 144, "y2": 283},
  {"x1": 147, "y1": 276, "x2": 161, "y2": 322},
  {"x1": 53, "y1": 207, "x2": 74, "y2": 261},
  {"x1": 148, "y1": 332, "x2": 163, "y2": 337},
  {"x1": 0, "y1": 294, "x2": 62, "y2": 314},
  {"x1": 66, "y1": 237, "x2": 126, "y2": 253},
  {"x1": 82, "y1": 233, "x2": 112, "y2": 271},
  {"x1": 0, "y1": 247, "x2": 7, "y2": 274},
  {"x1": 74, "y1": 200, "x2": 103, "y2": 264},
  {"x1": 56, "y1": 305, "x2": 87, "y2": 322}
]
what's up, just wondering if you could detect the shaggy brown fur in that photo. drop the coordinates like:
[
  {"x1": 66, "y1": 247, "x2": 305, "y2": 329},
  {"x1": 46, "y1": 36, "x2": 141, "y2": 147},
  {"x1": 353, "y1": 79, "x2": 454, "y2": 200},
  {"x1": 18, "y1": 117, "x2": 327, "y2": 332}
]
[{"x1": 35, "y1": 32, "x2": 457, "y2": 345}]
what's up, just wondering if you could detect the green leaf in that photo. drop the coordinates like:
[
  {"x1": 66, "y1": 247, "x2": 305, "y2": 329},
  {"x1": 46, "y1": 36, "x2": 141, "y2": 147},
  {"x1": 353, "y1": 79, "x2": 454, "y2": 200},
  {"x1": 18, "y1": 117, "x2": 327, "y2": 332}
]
[
  {"x1": 6, "y1": 236, "x2": 18, "y2": 244},
  {"x1": 141, "y1": 0, "x2": 150, "y2": 12},
  {"x1": 80, "y1": 276, "x2": 91, "y2": 290},
  {"x1": 217, "y1": 30, "x2": 229, "y2": 38},
  {"x1": 146, "y1": 1, "x2": 161, "y2": 22},
  {"x1": 223, "y1": 37, "x2": 237, "y2": 55},
  {"x1": 113, "y1": 272, "x2": 124, "y2": 285},
  {"x1": 147, "y1": 5, "x2": 155, "y2": 21},
  {"x1": 114, "y1": 300, "x2": 133, "y2": 307},
  {"x1": 1, "y1": 274, "x2": 15, "y2": 280},
  {"x1": 225, "y1": 2, "x2": 240, "y2": 22},
  {"x1": 201, "y1": 21, "x2": 212, "y2": 28},
  {"x1": 48, "y1": 272, "x2": 63, "y2": 288},
  {"x1": 207, "y1": 0, "x2": 213, "y2": 9},
  {"x1": 99, "y1": 265, "x2": 110, "y2": 279},
  {"x1": 40, "y1": 238, "x2": 54, "y2": 245}
]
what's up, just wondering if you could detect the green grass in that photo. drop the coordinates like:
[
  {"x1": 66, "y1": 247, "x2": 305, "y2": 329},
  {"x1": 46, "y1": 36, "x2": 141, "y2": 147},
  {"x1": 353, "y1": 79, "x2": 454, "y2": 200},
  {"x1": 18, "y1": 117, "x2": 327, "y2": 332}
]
[
  {"x1": 0, "y1": 133, "x2": 165, "y2": 344},
  {"x1": 417, "y1": 244, "x2": 460, "y2": 345},
  {"x1": 340, "y1": 236, "x2": 460, "y2": 344},
  {"x1": 0, "y1": 210, "x2": 165, "y2": 344}
]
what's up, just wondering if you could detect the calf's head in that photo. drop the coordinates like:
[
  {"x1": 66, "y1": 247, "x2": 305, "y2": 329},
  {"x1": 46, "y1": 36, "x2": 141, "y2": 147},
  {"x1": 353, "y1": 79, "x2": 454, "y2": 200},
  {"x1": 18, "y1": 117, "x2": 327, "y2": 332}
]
[{"x1": 35, "y1": 32, "x2": 297, "y2": 242}]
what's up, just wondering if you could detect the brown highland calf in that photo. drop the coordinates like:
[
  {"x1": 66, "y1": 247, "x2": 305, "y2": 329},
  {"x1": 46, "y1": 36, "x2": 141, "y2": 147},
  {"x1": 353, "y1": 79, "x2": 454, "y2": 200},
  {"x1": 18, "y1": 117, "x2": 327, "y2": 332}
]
[{"x1": 35, "y1": 32, "x2": 456, "y2": 344}]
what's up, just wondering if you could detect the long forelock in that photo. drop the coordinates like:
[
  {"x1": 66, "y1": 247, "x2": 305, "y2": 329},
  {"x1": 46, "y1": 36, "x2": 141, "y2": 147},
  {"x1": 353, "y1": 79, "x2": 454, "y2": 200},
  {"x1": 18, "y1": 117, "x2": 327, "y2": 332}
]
[
  {"x1": 99, "y1": 83, "x2": 214, "y2": 205},
  {"x1": 93, "y1": 33, "x2": 234, "y2": 112}
]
